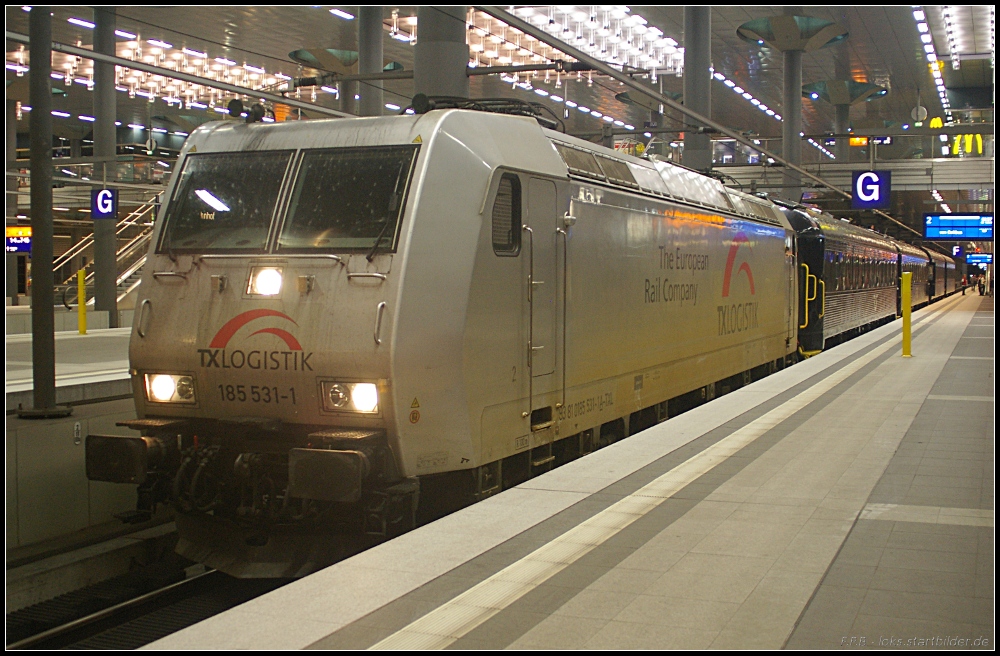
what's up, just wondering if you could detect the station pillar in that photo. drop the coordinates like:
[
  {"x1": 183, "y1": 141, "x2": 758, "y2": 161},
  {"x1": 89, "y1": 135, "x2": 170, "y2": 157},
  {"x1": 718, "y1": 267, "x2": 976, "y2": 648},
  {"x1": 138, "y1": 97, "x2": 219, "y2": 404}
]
[
  {"x1": 782, "y1": 47, "x2": 803, "y2": 201},
  {"x1": 339, "y1": 79, "x2": 358, "y2": 116},
  {"x1": 682, "y1": 7, "x2": 712, "y2": 171},
  {"x1": 6, "y1": 98, "x2": 19, "y2": 306},
  {"x1": 24, "y1": 6, "x2": 69, "y2": 417},
  {"x1": 358, "y1": 7, "x2": 384, "y2": 117},
  {"x1": 414, "y1": 6, "x2": 470, "y2": 99},
  {"x1": 834, "y1": 46, "x2": 851, "y2": 161},
  {"x1": 92, "y1": 7, "x2": 118, "y2": 327}
]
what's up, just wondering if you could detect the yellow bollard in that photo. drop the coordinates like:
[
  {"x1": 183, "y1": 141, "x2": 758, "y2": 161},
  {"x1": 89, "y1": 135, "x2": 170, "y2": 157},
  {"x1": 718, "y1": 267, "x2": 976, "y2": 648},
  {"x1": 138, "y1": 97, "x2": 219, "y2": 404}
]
[
  {"x1": 901, "y1": 272, "x2": 911, "y2": 357},
  {"x1": 77, "y1": 269, "x2": 87, "y2": 335}
]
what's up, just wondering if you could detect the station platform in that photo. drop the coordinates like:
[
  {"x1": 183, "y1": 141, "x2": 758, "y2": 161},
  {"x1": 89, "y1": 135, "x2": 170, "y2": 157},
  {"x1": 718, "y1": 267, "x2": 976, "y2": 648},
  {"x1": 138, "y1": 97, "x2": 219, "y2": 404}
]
[
  {"x1": 112, "y1": 294, "x2": 990, "y2": 648},
  {"x1": 5, "y1": 327, "x2": 131, "y2": 412}
]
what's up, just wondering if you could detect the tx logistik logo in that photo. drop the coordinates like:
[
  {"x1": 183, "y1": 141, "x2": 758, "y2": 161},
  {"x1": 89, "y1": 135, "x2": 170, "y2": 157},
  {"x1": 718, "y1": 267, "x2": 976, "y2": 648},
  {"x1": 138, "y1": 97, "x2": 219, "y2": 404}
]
[
  {"x1": 718, "y1": 232, "x2": 759, "y2": 336},
  {"x1": 198, "y1": 309, "x2": 313, "y2": 371}
]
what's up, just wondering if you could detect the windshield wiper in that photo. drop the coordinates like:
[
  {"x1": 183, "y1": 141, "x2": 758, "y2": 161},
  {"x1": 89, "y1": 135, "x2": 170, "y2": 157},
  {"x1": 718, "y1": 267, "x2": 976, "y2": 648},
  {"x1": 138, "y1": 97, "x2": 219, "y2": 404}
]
[{"x1": 366, "y1": 220, "x2": 391, "y2": 262}]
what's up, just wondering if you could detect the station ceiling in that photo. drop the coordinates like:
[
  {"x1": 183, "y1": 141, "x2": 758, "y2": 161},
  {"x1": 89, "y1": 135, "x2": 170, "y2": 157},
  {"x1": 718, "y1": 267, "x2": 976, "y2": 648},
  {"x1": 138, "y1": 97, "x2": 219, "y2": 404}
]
[{"x1": 5, "y1": 5, "x2": 994, "y2": 245}]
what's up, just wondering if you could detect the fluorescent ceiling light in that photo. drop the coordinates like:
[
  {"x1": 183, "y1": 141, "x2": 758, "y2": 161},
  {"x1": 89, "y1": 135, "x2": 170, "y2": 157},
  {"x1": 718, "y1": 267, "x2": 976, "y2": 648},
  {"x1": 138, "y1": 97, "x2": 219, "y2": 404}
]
[
  {"x1": 68, "y1": 17, "x2": 95, "y2": 29},
  {"x1": 148, "y1": 39, "x2": 173, "y2": 48},
  {"x1": 330, "y1": 8, "x2": 354, "y2": 20}
]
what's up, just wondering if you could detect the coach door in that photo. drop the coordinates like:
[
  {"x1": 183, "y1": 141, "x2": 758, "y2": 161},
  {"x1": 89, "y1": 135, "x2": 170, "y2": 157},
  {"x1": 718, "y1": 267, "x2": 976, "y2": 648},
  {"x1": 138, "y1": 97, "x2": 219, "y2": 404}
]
[{"x1": 785, "y1": 233, "x2": 796, "y2": 347}]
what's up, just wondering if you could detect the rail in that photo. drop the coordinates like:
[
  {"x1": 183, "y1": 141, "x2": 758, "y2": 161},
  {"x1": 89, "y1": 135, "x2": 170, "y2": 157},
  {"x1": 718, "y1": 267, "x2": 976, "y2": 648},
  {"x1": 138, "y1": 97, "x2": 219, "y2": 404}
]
[{"x1": 6, "y1": 569, "x2": 216, "y2": 650}]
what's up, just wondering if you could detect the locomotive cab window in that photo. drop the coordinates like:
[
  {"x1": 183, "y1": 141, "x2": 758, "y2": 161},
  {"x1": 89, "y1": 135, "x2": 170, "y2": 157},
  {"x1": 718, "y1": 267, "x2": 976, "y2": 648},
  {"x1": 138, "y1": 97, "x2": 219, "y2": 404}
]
[
  {"x1": 277, "y1": 145, "x2": 418, "y2": 253},
  {"x1": 492, "y1": 173, "x2": 521, "y2": 256},
  {"x1": 157, "y1": 150, "x2": 293, "y2": 253}
]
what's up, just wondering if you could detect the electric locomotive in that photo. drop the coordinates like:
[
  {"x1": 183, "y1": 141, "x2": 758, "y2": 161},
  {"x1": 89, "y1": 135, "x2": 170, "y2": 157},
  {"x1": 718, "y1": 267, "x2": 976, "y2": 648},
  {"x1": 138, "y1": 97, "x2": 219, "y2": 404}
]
[{"x1": 84, "y1": 107, "x2": 941, "y2": 577}]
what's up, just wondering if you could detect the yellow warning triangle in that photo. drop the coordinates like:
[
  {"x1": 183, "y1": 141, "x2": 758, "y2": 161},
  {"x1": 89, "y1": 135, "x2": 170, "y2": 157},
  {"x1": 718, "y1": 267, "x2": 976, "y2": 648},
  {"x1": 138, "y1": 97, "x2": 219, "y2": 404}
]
[
  {"x1": 188, "y1": 145, "x2": 197, "y2": 152},
  {"x1": 412, "y1": 135, "x2": 422, "y2": 143},
  {"x1": 411, "y1": 398, "x2": 420, "y2": 408}
]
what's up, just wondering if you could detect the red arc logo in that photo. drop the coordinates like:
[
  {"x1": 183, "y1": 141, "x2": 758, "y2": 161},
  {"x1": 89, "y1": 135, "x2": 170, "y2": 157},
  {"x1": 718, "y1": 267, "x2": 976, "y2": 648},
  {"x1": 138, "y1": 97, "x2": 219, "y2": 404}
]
[
  {"x1": 722, "y1": 232, "x2": 756, "y2": 297},
  {"x1": 209, "y1": 309, "x2": 302, "y2": 350}
]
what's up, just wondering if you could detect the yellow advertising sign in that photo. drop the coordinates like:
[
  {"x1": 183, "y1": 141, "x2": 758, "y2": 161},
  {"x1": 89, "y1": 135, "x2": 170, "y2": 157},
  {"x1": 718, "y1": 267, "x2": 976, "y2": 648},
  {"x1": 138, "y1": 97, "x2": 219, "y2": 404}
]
[
  {"x1": 6, "y1": 226, "x2": 31, "y2": 238},
  {"x1": 849, "y1": 136, "x2": 869, "y2": 147}
]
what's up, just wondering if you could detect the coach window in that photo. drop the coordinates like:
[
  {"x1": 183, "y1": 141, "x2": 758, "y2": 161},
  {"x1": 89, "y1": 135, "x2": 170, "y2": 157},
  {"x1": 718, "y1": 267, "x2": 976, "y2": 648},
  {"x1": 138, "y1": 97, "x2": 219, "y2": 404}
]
[{"x1": 492, "y1": 173, "x2": 521, "y2": 256}]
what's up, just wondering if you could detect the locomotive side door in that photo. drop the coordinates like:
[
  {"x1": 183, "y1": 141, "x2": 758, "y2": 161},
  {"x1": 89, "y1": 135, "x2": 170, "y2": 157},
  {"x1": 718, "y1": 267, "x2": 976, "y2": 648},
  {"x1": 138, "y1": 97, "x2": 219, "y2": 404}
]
[{"x1": 525, "y1": 177, "x2": 558, "y2": 382}]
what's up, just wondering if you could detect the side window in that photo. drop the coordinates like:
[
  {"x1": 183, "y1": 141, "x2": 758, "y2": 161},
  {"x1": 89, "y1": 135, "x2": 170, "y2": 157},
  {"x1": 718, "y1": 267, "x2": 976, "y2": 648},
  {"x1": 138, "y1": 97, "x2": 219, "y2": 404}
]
[{"x1": 492, "y1": 173, "x2": 521, "y2": 256}]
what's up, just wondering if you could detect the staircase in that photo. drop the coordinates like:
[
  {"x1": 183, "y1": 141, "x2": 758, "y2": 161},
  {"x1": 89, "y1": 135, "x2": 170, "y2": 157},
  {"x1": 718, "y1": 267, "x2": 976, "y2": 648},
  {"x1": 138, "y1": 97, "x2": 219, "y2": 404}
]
[
  {"x1": 116, "y1": 261, "x2": 145, "y2": 303},
  {"x1": 54, "y1": 191, "x2": 161, "y2": 307}
]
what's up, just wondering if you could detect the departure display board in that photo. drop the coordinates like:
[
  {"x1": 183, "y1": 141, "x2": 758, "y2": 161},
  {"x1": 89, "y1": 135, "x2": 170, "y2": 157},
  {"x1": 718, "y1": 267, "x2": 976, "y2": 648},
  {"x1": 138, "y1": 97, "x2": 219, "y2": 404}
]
[
  {"x1": 923, "y1": 214, "x2": 993, "y2": 240},
  {"x1": 966, "y1": 253, "x2": 993, "y2": 265},
  {"x1": 5, "y1": 226, "x2": 31, "y2": 253}
]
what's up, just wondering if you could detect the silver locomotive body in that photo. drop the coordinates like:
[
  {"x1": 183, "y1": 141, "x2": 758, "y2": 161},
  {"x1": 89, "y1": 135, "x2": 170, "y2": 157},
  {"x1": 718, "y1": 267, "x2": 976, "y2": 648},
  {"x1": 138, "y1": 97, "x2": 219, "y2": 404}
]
[{"x1": 87, "y1": 110, "x2": 798, "y2": 576}]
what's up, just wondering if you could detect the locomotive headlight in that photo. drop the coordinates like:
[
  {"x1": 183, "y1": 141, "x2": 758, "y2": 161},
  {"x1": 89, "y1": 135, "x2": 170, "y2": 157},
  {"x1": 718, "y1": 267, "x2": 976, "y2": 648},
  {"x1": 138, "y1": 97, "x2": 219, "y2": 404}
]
[
  {"x1": 145, "y1": 373, "x2": 197, "y2": 403},
  {"x1": 149, "y1": 374, "x2": 175, "y2": 401},
  {"x1": 320, "y1": 381, "x2": 379, "y2": 414},
  {"x1": 351, "y1": 383, "x2": 379, "y2": 413},
  {"x1": 248, "y1": 266, "x2": 283, "y2": 296}
]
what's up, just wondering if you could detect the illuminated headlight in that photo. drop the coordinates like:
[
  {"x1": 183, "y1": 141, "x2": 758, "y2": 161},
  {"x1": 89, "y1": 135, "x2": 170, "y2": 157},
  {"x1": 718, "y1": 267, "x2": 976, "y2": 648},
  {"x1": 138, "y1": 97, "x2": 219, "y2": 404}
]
[
  {"x1": 320, "y1": 381, "x2": 379, "y2": 414},
  {"x1": 247, "y1": 266, "x2": 283, "y2": 296},
  {"x1": 145, "y1": 373, "x2": 197, "y2": 403}
]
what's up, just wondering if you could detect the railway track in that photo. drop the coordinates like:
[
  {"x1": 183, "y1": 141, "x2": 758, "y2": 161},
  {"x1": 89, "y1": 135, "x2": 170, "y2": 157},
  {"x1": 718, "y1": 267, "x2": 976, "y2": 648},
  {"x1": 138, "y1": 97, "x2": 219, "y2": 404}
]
[{"x1": 7, "y1": 566, "x2": 291, "y2": 650}]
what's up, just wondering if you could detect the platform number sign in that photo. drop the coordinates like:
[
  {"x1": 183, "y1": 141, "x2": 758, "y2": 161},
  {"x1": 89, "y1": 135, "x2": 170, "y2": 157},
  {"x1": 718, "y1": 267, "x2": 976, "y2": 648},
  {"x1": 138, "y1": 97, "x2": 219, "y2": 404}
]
[
  {"x1": 851, "y1": 171, "x2": 891, "y2": 210},
  {"x1": 91, "y1": 188, "x2": 118, "y2": 220}
]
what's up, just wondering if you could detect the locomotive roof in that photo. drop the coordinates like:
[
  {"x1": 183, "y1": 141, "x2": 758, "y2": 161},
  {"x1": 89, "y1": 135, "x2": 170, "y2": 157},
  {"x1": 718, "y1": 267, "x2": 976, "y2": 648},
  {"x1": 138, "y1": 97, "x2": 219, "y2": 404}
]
[{"x1": 178, "y1": 109, "x2": 792, "y2": 232}]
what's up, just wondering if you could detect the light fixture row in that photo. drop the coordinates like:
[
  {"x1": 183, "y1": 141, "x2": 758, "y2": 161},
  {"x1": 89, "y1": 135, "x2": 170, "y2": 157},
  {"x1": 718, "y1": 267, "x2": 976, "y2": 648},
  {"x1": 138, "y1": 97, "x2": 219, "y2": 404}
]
[
  {"x1": 711, "y1": 68, "x2": 782, "y2": 122},
  {"x1": 930, "y1": 189, "x2": 951, "y2": 214},
  {"x1": 509, "y1": 6, "x2": 685, "y2": 78},
  {"x1": 20, "y1": 14, "x2": 298, "y2": 113},
  {"x1": 911, "y1": 7, "x2": 952, "y2": 122}
]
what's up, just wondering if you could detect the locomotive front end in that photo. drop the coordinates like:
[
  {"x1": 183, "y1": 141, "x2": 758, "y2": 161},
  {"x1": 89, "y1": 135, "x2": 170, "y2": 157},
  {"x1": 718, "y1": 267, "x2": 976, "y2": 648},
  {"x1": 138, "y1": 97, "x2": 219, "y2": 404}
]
[{"x1": 85, "y1": 120, "x2": 423, "y2": 576}]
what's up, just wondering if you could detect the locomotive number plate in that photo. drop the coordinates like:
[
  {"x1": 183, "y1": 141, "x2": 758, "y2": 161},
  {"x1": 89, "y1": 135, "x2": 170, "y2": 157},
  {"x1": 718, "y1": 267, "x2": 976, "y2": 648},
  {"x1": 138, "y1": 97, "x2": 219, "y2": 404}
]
[{"x1": 217, "y1": 384, "x2": 297, "y2": 405}]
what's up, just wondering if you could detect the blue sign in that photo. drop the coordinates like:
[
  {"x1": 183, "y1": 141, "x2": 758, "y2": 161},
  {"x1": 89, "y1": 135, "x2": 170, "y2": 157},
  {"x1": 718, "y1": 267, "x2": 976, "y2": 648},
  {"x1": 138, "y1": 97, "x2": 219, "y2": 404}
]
[
  {"x1": 5, "y1": 227, "x2": 31, "y2": 253},
  {"x1": 851, "y1": 171, "x2": 891, "y2": 209},
  {"x1": 5, "y1": 237, "x2": 31, "y2": 253},
  {"x1": 91, "y1": 188, "x2": 118, "y2": 219},
  {"x1": 923, "y1": 214, "x2": 993, "y2": 240},
  {"x1": 823, "y1": 137, "x2": 837, "y2": 147},
  {"x1": 952, "y1": 245, "x2": 964, "y2": 258},
  {"x1": 871, "y1": 136, "x2": 893, "y2": 145},
  {"x1": 966, "y1": 253, "x2": 993, "y2": 265}
]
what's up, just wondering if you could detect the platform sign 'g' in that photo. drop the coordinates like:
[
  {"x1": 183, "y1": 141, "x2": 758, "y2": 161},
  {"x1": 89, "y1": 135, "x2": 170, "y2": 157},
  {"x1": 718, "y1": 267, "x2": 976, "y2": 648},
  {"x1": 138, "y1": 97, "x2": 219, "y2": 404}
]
[
  {"x1": 851, "y1": 171, "x2": 891, "y2": 210},
  {"x1": 91, "y1": 188, "x2": 118, "y2": 219}
]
